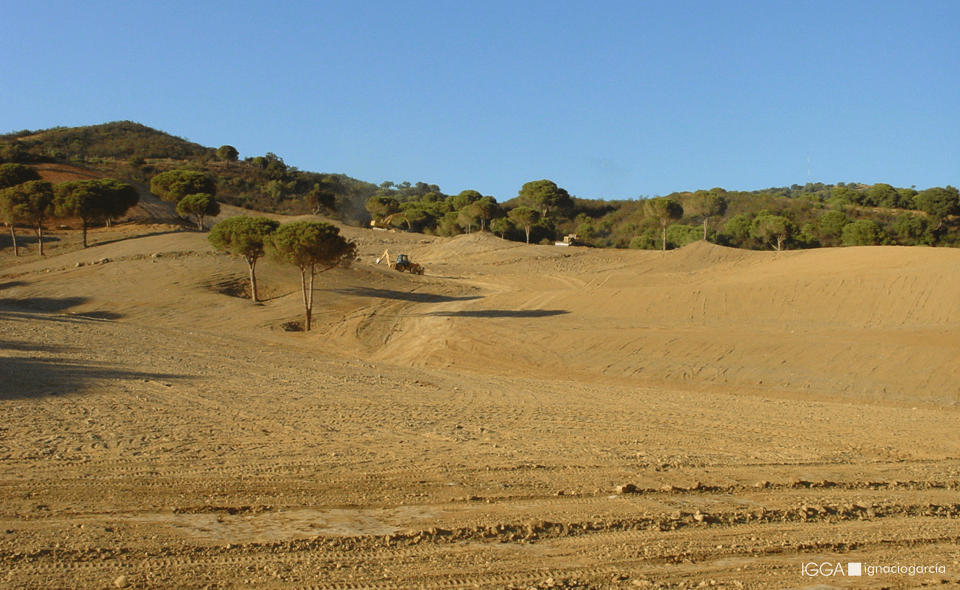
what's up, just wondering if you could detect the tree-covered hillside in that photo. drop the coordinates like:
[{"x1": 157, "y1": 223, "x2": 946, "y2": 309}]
[
  {"x1": 1, "y1": 121, "x2": 211, "y2": 162},
  {"x1": 2, "y1": 121, "x2": 958, "y2": 249},
  {"x1": 0, "y1": 122, "x2": 380, "y2": 227}
]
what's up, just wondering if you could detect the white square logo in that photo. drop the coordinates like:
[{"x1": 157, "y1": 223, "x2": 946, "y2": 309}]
[{"x1": 848, "y1": 562, "x2": 862, "y2": 576}]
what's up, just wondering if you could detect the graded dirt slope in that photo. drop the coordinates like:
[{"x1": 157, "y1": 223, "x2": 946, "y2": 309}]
[
  {"x1": 2, "y1": 223, "x2": 960, "y2": 589},
  {"x1": 348, "y1": 232, "x2": 960, "y2": 407}
]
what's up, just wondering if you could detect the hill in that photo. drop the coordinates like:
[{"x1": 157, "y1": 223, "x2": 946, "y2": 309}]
[
  {"x1": 2, "y1": 120, "x2": 211, "y2": 161},
  {"x1": 3, "y1": 121, "x2": 957, "y2": 250},
  {"x1": 1, "y1": 121, "x2": 380, "y2": 226}
]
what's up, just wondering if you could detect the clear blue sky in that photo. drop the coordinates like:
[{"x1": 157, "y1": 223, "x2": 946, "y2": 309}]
[{"x1": 2, "y1": 1, "x2": 958, "y2": 201}]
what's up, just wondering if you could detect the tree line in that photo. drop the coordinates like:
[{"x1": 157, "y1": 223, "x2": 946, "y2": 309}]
[
  {"x1": 0, "y1": 163, "x2": 139, "y2": 255},
  {"x1": 363, "y1": 180, "x2": 960, "y2": 251},
  {"x1": 364, "y1": 179, "x2": 573, "y2": 244},
  {"x1": 0, "y1": 163, "x2": 231, "y2": 256},
  {"x1": 4, "y1": 122, "x2": 960, "y2": 251}
]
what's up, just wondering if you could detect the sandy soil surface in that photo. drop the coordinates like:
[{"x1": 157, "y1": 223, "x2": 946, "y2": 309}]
[{"x1": 2, "y1": 217, "x2": 960, "y2": 590}]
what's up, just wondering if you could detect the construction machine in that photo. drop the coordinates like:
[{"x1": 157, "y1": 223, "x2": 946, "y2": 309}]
[
  {"x1": 375, "y1": 249, "x2": 425, "y2": 275},
  {"x1": 555, "y1": 233, "x2": 581, "y2": 246},
  {"x1": 369, "y1": 213, "x2": 406, "y2": 231}
]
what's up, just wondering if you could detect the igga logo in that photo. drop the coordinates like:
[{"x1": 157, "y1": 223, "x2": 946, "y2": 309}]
[{"x1": 801, "y1": 562, "x2": 858, "y2": 577}]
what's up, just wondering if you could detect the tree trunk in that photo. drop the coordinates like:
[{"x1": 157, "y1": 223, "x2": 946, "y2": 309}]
[
  {"x1": 702, "y1": 217, "x2": 709, "y2": 241},
  {"x1": 300, "y1": 267, "x2": 309, "y2": 331},
  {"x1": 775, "y1": 236, "x2": 783, "y2": 251},
  {"x1": 36, "y1": 224, "x2": 44, "y2": 256},
  {"x1": 10, "y1": 226, "x2": 18, "y2": 257},
  {"x1": 248, "y1": 258, "x2": 259, "y2": 302},
  {"x1": 82, "y1": 219, "x2": 88, "y2": 248},
  {"x1": 307, "y1": 267, "x2": 315, "y2": 330},
  {"x1": 661, "y1": 222, "x2": 667, "y2": 251},
  {"x1": 300, "y1": 265, "x2": 315, "y2": 331}
]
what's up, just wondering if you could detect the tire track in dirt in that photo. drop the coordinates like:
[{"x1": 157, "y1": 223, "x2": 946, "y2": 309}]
[{"x1": 6, "y1": 495, "x2": 960, "y2": 589}]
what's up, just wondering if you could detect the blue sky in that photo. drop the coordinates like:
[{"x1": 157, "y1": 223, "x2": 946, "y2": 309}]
[{"x1": 2, "y1": 1, "x2": 958, "y2": 201}]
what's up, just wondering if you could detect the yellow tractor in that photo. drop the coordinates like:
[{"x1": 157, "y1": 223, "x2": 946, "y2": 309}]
[
  {"x1": 376, "y1": 250, "x2": 425, "y2": 275},
  {"x1": 369, "y1": 213, "x2": 406, "y2": 231},
  {"x1": 394, "y1": 254, "x2": 424, "y2": 274}
]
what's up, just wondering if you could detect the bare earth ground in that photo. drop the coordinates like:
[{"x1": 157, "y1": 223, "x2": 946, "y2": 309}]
[{"x1": 2, "y1": 215, "x2": 960, "y2": 590}]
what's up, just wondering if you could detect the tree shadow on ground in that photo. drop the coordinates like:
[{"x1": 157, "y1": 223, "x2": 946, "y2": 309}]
[
  {"x1": 425, "y1": 309, "x2": 570, "y2": 318},
  {"x1": 0, "y1": 341, "x2": 183, "y2": 400},
  {"x1": 81, "y1": 227, "x2": 190, "y2": 249},
  {"x1": 0, "y1": 294, "x2": 122, "y2": 320},
  {"x1": 0, "y1": 281, "x2": 26, "y2": 292},
  {"x1": 0, "y1": 226, "x2": 188, "y2": 258},
  {"x1": 0, "y1": 232, "x2": 62, "y2": 252},
  {"x1": 0, "y1": 302, "x2": 171, "y2": 400},
  {"x1": 332, "y1": 287, "x2": 483, "y2": 304},
  {"x1": 0, "y1": 322, "x2": 181, "y2": 401},
  {"x1": 0, "y1": 296, "x2": 90, "y2": 313}
]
